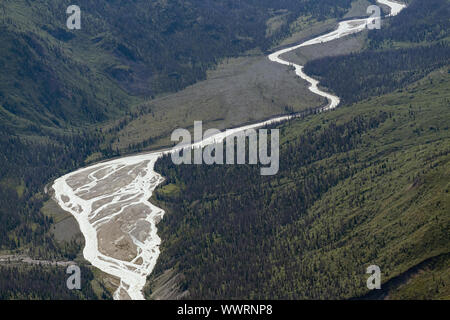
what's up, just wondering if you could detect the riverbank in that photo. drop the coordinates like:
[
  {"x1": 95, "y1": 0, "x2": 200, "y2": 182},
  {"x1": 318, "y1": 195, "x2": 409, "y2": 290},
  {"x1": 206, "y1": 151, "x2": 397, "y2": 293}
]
[{"x1": 52, "y1": 0, "x2": 406, "y2": 300}]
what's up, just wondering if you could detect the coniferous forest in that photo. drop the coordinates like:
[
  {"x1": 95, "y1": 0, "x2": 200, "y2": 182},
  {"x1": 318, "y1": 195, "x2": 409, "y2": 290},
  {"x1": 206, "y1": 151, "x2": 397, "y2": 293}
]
[
  {"x1": 144, "y1": 0, "x2": 450, "y2": 300},
  {"x1": 304, "y1": 0, "x2": 450, "y2": 105},
  {"x1": 304, "y1": 43, "x2": 449, "y2": 105},
  {"x1": 0, "y1": 0, "x2": 449, "y2": 300},
  {"x1": 148, "y1": 68, "x2": 450, "y2": 299},
  {"x1": 0, "y1": 0, "x2": 356, "y2": 299}
]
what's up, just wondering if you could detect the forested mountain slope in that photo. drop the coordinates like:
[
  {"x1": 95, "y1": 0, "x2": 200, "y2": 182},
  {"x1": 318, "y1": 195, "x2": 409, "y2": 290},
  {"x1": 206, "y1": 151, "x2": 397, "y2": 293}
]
[
  {"x1": 0, "y1": 0, "x2": 359, "y2": 299},
  {"x1": 304, "y1": 0, "x2": 450, "y2": 105},
  {"x1": 0, "y1": 263, "x2": 110, "y2": 300},
  {"x1": 1, "y1": 0, "x2": 448, "y2": 300},
  {"x1": 148, "y1": 66, "x2": 450, "y2": 300},
  {"x1": 0, "y1": 0, "x2": 354, "y2": 131},
  {"x1": 0, "y1": 0, "x2": 359, "y2": 255},
  {"x1": 145, "y1": 0, "x2": 450, "y2": 299}
]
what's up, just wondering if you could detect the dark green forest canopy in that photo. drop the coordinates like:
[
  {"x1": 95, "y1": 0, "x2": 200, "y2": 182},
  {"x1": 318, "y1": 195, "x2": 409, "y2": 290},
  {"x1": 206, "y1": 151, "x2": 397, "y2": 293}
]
[
  {"x1": 368, "y1": 0, "x2": 450, "y2": 45},
  {"x1": 146, "y1": 0, "x2": 450, "y2": 300},
  {"x1": 0, "y1": 133, "x2": 103, "y2": 251},
  {"x1": 0, "y1": 264, "x2": 109, "y2": 300},
  {"x1": 0, "y1": 0, "x2": 356, "y2": 256},
  {"x1": 0, "y1": 0, "x2": 356, "y2": 299},
  {"x1": 304, "y1": 0, "x2": 450, "y2": 105},
  {"x1": 0, "y1": 0, "x2": 354, "y2": 129},
  {"x1": 304, "y1": 43, "x2": 450, "y2": 105},
  {"x1": 148, "y1": 67, "x2": 450, "y2": 300},
  {"x1": 0, "y1": 0, "x2": 449, "y2": 300}
]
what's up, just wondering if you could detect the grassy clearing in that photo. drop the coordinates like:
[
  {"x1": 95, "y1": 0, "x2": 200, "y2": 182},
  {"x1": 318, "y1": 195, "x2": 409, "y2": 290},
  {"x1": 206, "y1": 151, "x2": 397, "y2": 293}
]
[
  {"x1": 278, "y1": 16, "x2": 338, "y2": 48},
  {"x1": 283, "y1": 32, "x2": 367, "y2": 66},
  {"x1": 344, "y1": 0, "x2": 374, "y2": 19},
  {"x1": 108, "y1": 53, "x2": 323, "y2": 151}
]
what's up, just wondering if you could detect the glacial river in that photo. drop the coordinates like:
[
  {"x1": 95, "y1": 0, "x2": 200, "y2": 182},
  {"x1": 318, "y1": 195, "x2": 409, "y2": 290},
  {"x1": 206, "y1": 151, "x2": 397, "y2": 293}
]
[{"x1": 52, "y1": 0, "x2": 405, "y2": 300}]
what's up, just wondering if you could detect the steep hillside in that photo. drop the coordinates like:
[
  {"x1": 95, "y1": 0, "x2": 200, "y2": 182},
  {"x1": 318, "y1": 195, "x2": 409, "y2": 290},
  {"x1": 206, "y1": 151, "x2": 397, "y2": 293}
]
[
  {"x1": 2, "y1": 0, "x2": 448, "y2": 301},
  {"x1": 304, "y1": 0, "x2": 450, "y2": 105},
  {"x1": 0, "y1": 0, "x2": 359, "y2": 299},
  {"x1": 0, "y1": 0, "x2": 355, "y2": 132},
  {"x1": 145, "y1": 0, "x2": 450, "y2": 299},
  {"x1": 147, "y1": 66, "x2": 450, "y2": 299}
]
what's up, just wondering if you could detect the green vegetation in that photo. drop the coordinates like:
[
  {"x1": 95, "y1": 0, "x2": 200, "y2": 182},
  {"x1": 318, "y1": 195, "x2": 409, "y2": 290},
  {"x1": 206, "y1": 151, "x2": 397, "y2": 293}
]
[
  {"x1": 148, "y1": 67, "x2": 450, "y2": 299},
  {"x1": 0, "y1": 0, "x2": 355, "y2": 132},
  {"x1": 0, "y1": 0, "x2": 360, "y2": 299},
  {"x1": 387, "y1": 253, "x2": 450, "y2": 300},
  {"x1": 146, "y1": 0, "x2": 450, "y2": 299},
  {"x1": 1, "y1": 0, "x2": 448, "y2": 300},
  {"x1": 0, "y1": 264, "x2": 111, "y2": 300},
  {"x1": 106, "y1": 54, "x2": 323, "y2": 152},
  {"x1": 304, "y1": 0, "x2": 450, "y2": 105},
  {"x1": 361, "y1": 253, "x2": 450, "y2": 299},
  {"x1": 0, "y1": 133, "x2": 103, "y2": 255},
  {"x1": 305, "y1": 43, "x2": 450, "y2": 104},
  {"x1": 368, "y1": 0, "x2": 450, "y2": 46}
]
